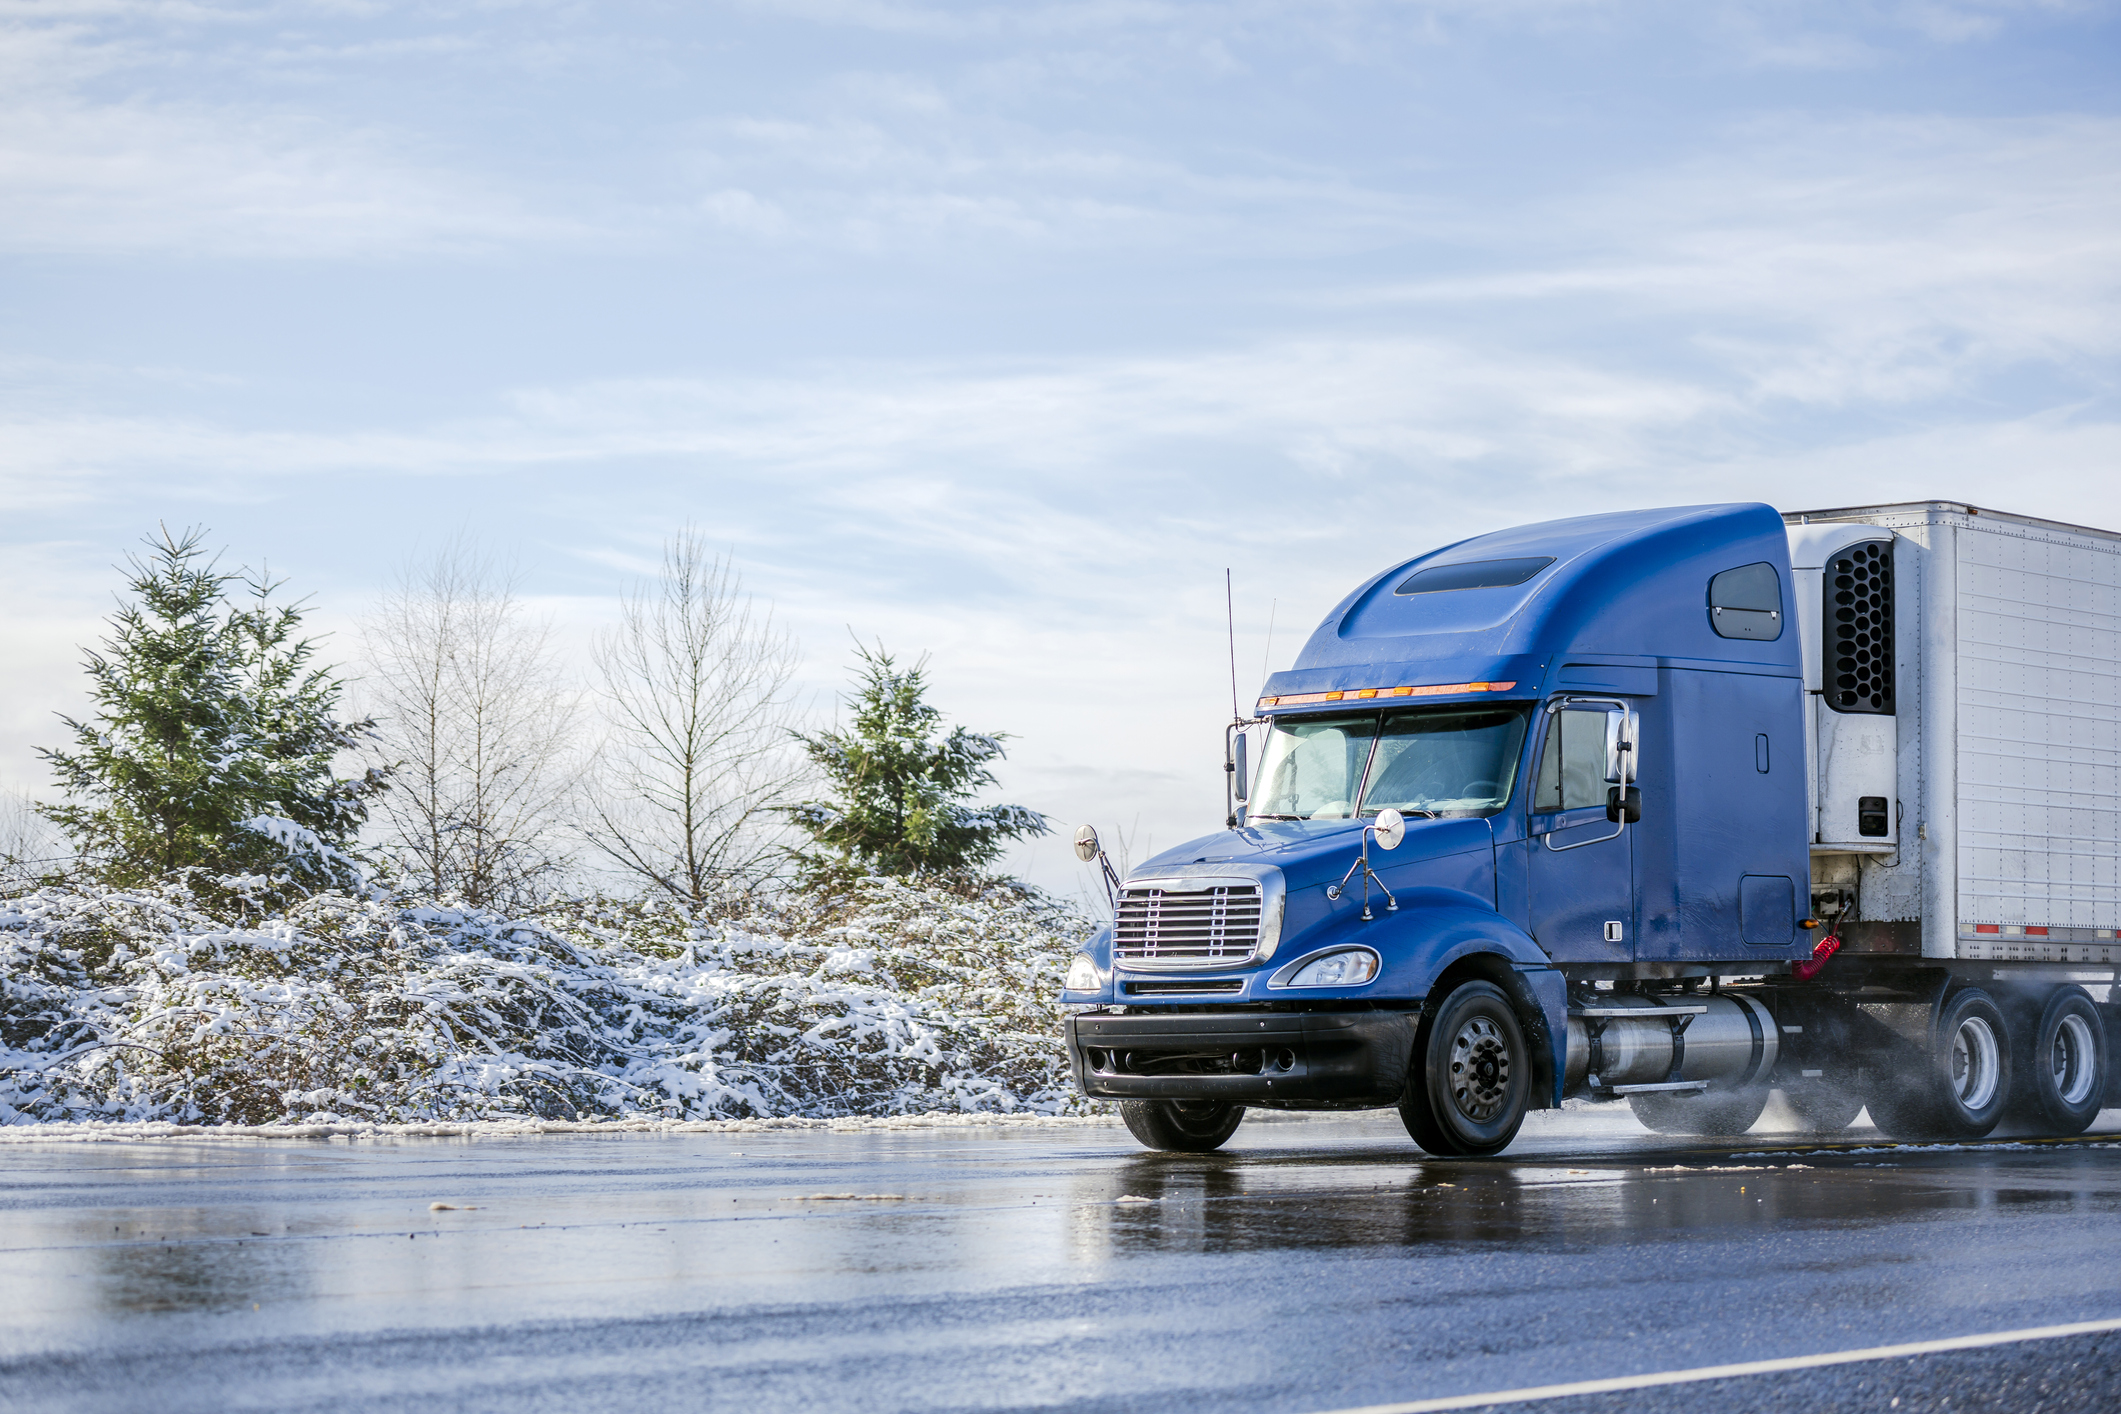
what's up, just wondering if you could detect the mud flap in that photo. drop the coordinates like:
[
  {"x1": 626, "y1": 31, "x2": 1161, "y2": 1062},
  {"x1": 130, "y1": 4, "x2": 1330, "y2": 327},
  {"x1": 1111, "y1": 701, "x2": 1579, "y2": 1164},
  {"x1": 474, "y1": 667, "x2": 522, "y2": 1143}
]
[{"x1": 1510, "y1": 964, "x2": 1568, "y2": 1109}]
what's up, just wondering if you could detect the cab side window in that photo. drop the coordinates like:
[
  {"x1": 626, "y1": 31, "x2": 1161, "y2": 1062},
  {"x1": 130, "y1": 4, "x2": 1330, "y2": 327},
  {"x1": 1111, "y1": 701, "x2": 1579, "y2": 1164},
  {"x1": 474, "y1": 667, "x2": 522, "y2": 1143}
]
[{"x1": 1534, "y1": 708, "x2": 1611, "y2": 812}]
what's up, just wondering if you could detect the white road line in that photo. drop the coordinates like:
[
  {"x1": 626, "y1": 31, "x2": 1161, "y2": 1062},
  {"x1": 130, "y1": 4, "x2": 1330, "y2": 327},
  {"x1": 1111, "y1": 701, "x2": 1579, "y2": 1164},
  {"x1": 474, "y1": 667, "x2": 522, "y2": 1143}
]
[{"x1": 1312, "y1": 1316, "x2": 2121, "y2": 1414}]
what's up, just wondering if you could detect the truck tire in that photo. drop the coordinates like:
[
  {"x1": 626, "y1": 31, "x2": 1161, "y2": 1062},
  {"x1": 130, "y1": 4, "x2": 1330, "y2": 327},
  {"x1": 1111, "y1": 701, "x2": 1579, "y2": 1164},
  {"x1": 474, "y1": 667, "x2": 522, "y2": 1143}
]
[
  {"x1": 1780, "y1": 1078, "x2": 1866, "y2": 1134},
  {"x1": 2012, "y1": 987, "x2": 2105, "y2": 1137},
  {"x1": 1869, "y1": 988, "x2": 2011, "y2": 1141},
  {"x1": 1628, "y1": 1086, "x2": 1770, "y2": 1136},
  {"x1": 1400, "y1": 980, "x2": 1530, "y2": 1157},
  {"x1": 1118, "y1": 1100, "x2": 1246, "y2": 1153}
]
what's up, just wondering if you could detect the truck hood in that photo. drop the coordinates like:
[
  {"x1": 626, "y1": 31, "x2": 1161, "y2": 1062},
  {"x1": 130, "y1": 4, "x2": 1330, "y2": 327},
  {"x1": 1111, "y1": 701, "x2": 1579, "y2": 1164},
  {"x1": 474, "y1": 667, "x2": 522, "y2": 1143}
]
[{"x1": 1134, "y1": 815, "x2": 1494, "y2": 896}]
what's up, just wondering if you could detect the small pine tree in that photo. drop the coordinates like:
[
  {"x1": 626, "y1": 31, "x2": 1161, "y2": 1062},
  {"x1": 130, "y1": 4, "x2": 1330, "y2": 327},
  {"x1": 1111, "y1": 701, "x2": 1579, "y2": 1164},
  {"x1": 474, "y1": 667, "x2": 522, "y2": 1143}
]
[
  {"x1": 787, "y1": 645, "x2": 1048, "y2": 879},
  {"x1": 38, "y1": 527, "x2": 389, "y2": 891}
]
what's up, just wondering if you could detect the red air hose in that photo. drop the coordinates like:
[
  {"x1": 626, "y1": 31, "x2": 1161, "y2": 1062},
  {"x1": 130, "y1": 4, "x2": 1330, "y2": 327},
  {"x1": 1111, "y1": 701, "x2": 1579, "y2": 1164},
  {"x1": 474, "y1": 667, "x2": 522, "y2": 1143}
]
[{"x1": 1793, "y1": 932, "x2": 1841, "y2": 982}]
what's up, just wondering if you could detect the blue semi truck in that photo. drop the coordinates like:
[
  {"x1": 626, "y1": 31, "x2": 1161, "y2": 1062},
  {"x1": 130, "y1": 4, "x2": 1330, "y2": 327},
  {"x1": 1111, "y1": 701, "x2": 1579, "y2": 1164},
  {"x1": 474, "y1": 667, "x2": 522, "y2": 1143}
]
[{"x1": 1060, "y1": 501, "x2": 2121, "y2": 1155}]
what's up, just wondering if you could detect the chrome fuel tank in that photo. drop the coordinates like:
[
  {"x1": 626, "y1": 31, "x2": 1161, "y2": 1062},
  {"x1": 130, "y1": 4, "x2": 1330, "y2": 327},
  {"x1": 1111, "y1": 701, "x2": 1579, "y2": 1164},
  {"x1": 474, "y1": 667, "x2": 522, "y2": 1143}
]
[{"x1": 1563, "y1": 993, "x2": 1778, "y2": 1096}]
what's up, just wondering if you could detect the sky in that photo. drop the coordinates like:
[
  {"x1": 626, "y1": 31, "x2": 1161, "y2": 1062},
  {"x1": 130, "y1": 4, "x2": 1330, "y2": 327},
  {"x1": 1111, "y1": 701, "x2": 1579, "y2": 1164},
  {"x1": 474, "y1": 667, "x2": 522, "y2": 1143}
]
[{"x1": 2, "y1": 0, "x2": 2116, "y2": 898}]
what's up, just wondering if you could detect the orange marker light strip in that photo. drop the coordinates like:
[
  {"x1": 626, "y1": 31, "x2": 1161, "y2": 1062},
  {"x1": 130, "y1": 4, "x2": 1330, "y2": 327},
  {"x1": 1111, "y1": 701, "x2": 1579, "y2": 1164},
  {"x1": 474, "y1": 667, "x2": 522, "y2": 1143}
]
[{"x1": 1259, "y1": 681, "x2": 1517, "y2": 708}]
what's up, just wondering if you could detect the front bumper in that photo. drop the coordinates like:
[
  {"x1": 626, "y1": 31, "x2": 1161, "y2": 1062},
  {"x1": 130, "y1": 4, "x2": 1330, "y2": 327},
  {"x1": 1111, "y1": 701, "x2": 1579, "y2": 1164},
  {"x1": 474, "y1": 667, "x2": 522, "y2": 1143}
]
[{"x1": 1066, "y1": 1009, "x2": 1418, "y2": 1105}]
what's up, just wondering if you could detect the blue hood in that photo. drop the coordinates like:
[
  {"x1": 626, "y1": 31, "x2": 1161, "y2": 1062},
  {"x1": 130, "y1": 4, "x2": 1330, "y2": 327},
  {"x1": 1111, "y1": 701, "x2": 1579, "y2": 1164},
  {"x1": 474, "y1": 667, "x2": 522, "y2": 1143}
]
[{"x1": 1138, "y1": 814, "x2": 1492, "y2": 898}]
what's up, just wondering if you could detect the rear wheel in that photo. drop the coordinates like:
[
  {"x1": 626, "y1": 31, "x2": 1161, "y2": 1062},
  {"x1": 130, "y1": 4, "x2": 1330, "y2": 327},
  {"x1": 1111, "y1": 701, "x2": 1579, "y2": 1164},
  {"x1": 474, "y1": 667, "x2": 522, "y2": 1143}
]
[
  {"x1": 2011, "y1": 987, "x2": 2105, "y2": 1137},
  {"x1": 1400, "y1": 980, "x2": 1531, "y2": 1157},
  {"x1": 1629, "y1": 1086, "x2": 1771, "y2": 1136},
  {"x1": 1118, "y1": 1100, "x2": 1246, "y2": 1153},
  {"x1": 1869, "y1": 988, "x2": 2010, "y2": 1141},
  {"x1": 1781, "y1": 1077, "x2": 1866, "y2": 1134}
]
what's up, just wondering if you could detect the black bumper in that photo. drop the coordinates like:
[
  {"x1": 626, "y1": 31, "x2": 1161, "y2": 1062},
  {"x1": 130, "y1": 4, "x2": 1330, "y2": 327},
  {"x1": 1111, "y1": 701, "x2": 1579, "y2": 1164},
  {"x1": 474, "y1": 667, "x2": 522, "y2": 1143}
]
[{"x1": 1066, "y1": 1009, "x2": 1418, "y2": 1105}]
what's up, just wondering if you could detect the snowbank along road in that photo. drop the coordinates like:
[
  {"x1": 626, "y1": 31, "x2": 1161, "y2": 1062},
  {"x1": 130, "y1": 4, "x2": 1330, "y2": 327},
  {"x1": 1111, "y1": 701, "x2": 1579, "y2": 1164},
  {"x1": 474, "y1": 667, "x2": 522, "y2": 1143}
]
[{"x1": 3, "y1": 1108, "x2": 2120, "y2": 1413}]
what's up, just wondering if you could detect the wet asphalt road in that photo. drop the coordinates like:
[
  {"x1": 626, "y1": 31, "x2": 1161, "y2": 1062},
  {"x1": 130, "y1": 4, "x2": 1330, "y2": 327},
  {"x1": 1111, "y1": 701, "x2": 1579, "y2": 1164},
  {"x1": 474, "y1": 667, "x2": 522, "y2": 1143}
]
[{"x1": 3, "y1": 1107, "x2": 2121, "y2": 1414}]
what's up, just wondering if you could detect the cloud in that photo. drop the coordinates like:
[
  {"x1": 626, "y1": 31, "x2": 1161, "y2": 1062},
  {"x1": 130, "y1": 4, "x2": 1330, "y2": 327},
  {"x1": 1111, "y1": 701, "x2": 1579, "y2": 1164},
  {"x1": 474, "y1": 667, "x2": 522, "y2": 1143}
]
[
  {"x1": 7, "y1": 327, "x2": 2114, "y2": 603},
  {"x1": 1348, "y1": 114, "x2": 2121, "y2": 415},
  {"x1": 0, "y1": 5, "x2": 601, "y2": 258},
  {"x1": 8, "y1": 0, "x2": 2100, "y2": 266}
]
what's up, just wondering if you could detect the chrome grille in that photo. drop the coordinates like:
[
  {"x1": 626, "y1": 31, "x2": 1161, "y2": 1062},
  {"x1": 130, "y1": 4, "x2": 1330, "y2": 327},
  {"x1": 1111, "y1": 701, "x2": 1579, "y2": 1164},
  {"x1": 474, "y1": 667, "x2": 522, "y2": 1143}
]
[{"x1": 1114, "y1": 885, "x2": 1263, "y2": 968}]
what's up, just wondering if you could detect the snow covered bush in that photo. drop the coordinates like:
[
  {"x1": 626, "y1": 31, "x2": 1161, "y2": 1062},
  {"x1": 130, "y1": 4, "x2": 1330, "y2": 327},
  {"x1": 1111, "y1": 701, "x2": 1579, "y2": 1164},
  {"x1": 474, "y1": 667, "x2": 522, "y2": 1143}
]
[{"x1": 0, "y1": 875, "x2": 1098, "y2": 1126}]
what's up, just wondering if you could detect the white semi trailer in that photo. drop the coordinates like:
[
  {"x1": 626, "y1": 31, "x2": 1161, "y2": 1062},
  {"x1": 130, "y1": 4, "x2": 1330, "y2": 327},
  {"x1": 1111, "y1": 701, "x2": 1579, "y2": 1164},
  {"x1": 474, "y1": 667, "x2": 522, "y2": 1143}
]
[{"x1": 1777, "y1": 500, "x2": 2121, "y2": 1134}]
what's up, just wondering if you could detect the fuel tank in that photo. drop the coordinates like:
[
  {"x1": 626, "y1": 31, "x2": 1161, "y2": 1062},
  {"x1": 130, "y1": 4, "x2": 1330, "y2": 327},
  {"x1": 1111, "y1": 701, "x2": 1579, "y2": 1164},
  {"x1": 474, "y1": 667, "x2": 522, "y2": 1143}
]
[{"x1": 1563, "y1": 992, "x2": 1779, "y2": 1095}]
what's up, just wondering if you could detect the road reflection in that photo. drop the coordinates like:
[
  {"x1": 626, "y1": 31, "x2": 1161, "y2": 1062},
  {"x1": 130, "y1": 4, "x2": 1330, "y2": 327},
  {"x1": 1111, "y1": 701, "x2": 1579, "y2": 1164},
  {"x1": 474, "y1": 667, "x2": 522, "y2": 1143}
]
[
  {"x1": 92, "y1": 1219, "x2": 307, "y2": 1316},
  {"x1": 1063, "y1": 1143, "x2": 2121, "y2": 1259}
]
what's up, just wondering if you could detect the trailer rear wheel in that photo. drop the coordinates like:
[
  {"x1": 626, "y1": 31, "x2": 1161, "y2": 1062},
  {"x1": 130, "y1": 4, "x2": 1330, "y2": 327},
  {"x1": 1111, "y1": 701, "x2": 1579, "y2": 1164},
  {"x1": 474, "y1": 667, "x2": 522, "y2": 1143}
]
[
  {"x1": 1118, "y1": 1100, "x2": 1246, "y2": 1153},
  {"x1": 2012, "y1": 987, "x2": 2105, "y2": 1137},
  {"x1": 1628, "y1": 1086, "x2": 1770, "y2": 1136},
  {"x1": 1869, "y1": 988, "x2": 2010, "y2": 1141},
  {"x1": 1400, "y1": 980, "x2": 1530, "y2": 1157}
]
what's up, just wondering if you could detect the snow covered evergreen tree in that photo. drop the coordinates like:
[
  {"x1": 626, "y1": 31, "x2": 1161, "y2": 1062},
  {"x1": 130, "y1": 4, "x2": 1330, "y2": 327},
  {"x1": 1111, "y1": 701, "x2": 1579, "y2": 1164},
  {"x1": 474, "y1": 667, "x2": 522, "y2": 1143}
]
[
  {"x1": 38, "y1": 527, "x2": 388, "y2": 891},
  {"x1": 788, "y1": 645, "x2": 1047, "y2": 879}
]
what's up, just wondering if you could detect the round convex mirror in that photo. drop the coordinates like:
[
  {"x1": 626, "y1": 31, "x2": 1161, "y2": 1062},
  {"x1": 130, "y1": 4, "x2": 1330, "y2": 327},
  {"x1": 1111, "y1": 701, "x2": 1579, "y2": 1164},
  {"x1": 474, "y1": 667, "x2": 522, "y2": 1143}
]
[
  {"x1": 1072, "y1": 824, "x2": 1101, "y2": 862},
  {"x1": 1372, "y1": 808, "x2": 1406, "y2": 851}
]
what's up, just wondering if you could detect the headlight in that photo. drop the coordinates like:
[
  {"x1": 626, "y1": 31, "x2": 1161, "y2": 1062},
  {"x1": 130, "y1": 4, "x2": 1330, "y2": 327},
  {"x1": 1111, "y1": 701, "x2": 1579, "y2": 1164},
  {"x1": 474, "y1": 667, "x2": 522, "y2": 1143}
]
[
  {"x1": 1281, "y1": 948, "x2": 1379, "y2": 988},
  {"x1": 1064, "y1": 954, "x2": 1102, "y2": 992}
]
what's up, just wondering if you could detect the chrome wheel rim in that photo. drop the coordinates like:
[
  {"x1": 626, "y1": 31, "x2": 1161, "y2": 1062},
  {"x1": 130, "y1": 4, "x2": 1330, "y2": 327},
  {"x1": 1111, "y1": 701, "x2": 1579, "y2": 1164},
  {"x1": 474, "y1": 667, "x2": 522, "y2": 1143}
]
[
  {"x1": 2052, "y1": 1013, "x2": 2098, "y2": 1107},
  {"x1": 1948, "y1": 1015, "x2": 2001, "y2": 1111},
  {"x1": 1449, "y1": 1015, "x2": 1511, "y2": 1122}
]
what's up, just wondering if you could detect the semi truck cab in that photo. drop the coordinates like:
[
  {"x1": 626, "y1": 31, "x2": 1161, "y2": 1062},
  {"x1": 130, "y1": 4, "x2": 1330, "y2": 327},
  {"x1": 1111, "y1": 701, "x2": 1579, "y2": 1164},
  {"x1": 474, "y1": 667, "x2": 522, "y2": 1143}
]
[{"x1": 1061, "y1": 501, "x2": 2121, "y2": 1155}]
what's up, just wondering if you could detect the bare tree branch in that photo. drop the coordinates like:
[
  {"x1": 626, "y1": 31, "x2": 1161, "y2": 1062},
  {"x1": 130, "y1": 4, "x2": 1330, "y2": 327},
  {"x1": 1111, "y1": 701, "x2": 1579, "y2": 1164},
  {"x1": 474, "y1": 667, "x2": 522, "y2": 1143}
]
[
  {"x1": 584, "y1": 533, "x2": 806, "y2": 908},
  {"x1": 0, "y1": 788, "x2": 66, "y2": 890},
  {"x1": 359, "y1": 537, "x2": 578, "y2": 909}
]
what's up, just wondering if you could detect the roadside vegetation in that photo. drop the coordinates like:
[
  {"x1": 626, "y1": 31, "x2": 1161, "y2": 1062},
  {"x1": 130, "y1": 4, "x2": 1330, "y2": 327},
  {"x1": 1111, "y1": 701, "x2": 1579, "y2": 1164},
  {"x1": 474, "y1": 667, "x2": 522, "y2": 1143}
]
[{"x1": 1, "y1": 528, "x2": 1091, "y2": 1126}]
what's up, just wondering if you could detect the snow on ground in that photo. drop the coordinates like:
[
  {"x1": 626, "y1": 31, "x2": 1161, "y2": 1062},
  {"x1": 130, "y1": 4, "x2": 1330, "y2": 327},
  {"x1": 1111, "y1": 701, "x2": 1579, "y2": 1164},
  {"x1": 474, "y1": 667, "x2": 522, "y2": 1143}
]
[
  {"x1": 0, "y1": 875, "x2": 1102, "y2": 1127},
  {"x1": 0, "y1": 1112, "x2": 1124, "y2": 1143}
]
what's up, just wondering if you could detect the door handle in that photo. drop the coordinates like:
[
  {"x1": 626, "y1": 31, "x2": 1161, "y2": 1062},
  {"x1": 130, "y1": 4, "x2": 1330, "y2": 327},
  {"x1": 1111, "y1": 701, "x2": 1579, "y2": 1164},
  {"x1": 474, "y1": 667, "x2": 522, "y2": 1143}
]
[{"x1": 1543, "y1": 815, "x2": 1626, "y2": 852}]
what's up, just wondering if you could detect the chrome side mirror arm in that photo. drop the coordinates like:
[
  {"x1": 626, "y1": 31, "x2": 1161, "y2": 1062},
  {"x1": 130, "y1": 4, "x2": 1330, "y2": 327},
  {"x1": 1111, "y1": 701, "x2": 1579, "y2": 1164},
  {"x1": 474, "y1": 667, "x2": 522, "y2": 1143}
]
[
  {"x1": 1072, "y1": 825, "x2": 1124, "y2": 911},
  {"x1": 1324, "y1": 808, "x2": 1404, "y2": 921}
]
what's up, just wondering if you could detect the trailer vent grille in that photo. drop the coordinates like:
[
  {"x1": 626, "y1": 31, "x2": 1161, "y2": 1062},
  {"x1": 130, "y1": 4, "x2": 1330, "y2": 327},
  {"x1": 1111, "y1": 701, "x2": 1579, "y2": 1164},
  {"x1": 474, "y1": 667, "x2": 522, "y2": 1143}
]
[
  {"x1": 1114, "y1": 885, "x2": 1262, "y2": 968},
  {"x1": 1824, "y1": 541, "x2": 1896, "y2": 714}
]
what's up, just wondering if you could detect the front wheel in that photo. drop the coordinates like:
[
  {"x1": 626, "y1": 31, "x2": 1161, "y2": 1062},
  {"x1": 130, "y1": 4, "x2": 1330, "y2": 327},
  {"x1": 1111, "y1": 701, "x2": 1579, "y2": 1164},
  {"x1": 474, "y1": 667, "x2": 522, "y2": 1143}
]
[
  {"x1": 1401, "y1": 980, "x2": 1531, "y2": 1157},
  {"x1": 1118, "y1": 1100, "x2": 1246, "y2": 1152}
]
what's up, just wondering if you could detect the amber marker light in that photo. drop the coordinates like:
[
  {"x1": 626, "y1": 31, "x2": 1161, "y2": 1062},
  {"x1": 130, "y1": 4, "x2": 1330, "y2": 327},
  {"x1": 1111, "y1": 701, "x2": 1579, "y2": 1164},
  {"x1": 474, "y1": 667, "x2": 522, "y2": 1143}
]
[{"x1": 1259, "y1": 680, "x2": 1518, "y2": 708}]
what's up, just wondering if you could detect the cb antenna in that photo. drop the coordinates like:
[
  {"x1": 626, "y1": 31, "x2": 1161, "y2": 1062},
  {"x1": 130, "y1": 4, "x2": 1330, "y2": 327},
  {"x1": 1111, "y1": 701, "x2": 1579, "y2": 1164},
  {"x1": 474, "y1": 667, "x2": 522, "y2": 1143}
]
[{"x1": 1224, "y1": 569, "x2": 1250, "y2": 831}]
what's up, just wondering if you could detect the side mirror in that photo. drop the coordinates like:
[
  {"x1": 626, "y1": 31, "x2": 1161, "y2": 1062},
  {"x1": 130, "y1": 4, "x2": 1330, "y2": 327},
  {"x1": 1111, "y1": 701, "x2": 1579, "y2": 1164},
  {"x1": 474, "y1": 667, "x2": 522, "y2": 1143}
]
[
  {"x1": 1606, "y1": 786, "x2": 1642, "y2": 824},
  {"x1": 1231, "y1": 732, "x2": 1249, "y2": 802},
  {"x1": 1073, "y1": 824, "x2": 1101, "y2": 862},
  {"x1": 1604, "y1": 708, "x2": 1638, "y2": 785},
  {"x1": 1372, "y1": 807, "x2": 1405, "y2": 850}
]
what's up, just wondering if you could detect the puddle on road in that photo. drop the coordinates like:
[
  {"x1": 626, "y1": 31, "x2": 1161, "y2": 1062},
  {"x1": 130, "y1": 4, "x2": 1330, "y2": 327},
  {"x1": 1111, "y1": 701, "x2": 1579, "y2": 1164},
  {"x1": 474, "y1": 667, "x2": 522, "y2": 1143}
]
[{"x1": 1052, "y1": 1125, "x2": 2121, "y2": 1258}]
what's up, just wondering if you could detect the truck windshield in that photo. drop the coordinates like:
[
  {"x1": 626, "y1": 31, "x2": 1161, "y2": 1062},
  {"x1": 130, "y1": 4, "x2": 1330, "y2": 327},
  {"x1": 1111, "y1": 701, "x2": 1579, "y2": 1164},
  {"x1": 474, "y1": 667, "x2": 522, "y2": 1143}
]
[
  {"x1": 1250, "y1": 715, "x2": 1377, "y2": 820},
  {"x1": 1359, "y1": 707, "x2": 1530, "y2": 816},
  {"x1": 1250, "y1": 705, "x2": 1530, "y2": 820}
]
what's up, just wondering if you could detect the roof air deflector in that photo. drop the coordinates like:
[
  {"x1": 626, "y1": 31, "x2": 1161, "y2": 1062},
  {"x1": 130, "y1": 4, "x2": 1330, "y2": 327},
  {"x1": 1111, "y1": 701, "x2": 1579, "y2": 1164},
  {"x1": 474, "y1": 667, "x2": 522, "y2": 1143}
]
[{"x1": 1394, "y1": 557, "x2": 1555, "y2": 596}]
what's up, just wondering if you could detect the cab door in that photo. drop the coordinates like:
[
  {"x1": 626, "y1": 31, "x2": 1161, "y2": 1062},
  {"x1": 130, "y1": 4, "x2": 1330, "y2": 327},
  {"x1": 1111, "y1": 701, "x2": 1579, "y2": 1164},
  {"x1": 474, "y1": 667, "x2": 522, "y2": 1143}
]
[{"x1": 1525, "y1": 701, "x2": 1636, "y2": 964}]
